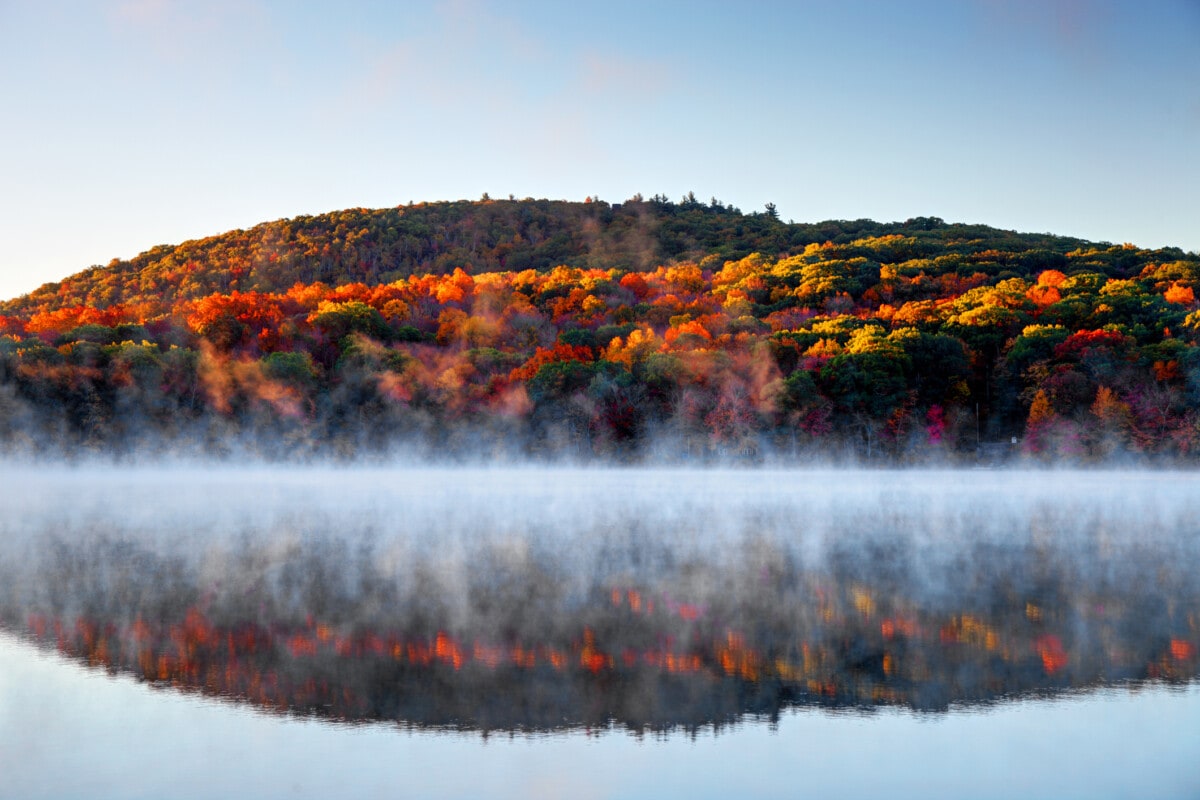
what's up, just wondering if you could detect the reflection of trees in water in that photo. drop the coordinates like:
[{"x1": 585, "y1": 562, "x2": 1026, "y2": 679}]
[{"x1": 2, "y1": 526, "x2": 1197, "y2": 734}]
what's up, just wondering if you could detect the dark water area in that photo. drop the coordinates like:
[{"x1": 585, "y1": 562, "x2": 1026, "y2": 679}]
[{"x1": 0, "y1": 467, "x2": 1198, "y2": 797}]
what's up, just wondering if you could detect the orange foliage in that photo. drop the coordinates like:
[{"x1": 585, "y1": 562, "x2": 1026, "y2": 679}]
[
  {"x1": 328, "y1": 282, "x2": 375, "y2": 304},
  {"x1": 1164, "y1": 282, "x2": 1194, "y2": 306},
  {"x1": 185, "y1": 291, "x2": 289, "y2": 337},
  {"x1": 431, "y1": 268, "x2": 475, "y2": 306},
  {"x1": 1026, "y1": 284, "x2": 1061, "y2": 307},
  {"x1": 1036, "y1": 269, "x2": 1067, "y2": 287},
  {"x1": 25, "y1": 304, "x2": 135, "y2": 340},
  {"x1": 285, "y1": 282, "x2": 332, "y2": 310},
  {"x1": 1027, "y1": 389, "x2": 1054, "y2": 426},
  {"x1": 664, "y1": 319, "x2": 713, "y2": 346},
  {"x1": 435, "y1": 308, "x2": 469, "y2": 345},
  {"x1": 508, "y1": 343, "x2": 593, "y2": 382},
  {"x1": 1153, "y1": 360, "x2": 1180, "y2": 381},
  {"x1": 891, "y1": 300, "x2": 941, "y2": 327}
]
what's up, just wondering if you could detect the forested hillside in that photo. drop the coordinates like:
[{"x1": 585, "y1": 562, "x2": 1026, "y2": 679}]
[{"x1": 1, "y1": 197, "x2": 1198, "y2": 461}]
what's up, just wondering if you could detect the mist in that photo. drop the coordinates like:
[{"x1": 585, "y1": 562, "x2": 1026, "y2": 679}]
[{"x1": 1, "y1": 464, "x2": 1196, "y2": 733}]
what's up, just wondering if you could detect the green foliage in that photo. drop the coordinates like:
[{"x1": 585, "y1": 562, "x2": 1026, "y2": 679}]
[
  {"x1": 527, "y1": 360, "x2": 599, "y2": 402},
  {"x1": 310, "y1": 301, "x2": 391, "y2": 341},
  {"x1": 334, "y1": 335, "x2": 407, "y2": 376},
  {"x1": 820, "y1": 351, "x2": 910, "y2": 419},
  {"x1": 261, "y1": 351, "x2": 318, "y2": 390},
  {"x1": 2, "y1": 198, "x2": 1199, "y2": 461},
  {"x1": 557, "y1": 328, "x2": 596, "y2": 349}
]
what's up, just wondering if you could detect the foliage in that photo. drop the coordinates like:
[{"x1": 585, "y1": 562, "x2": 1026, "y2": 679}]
[{"x1": 1, "y1": 198, "x2": 1198, "y2": 461}]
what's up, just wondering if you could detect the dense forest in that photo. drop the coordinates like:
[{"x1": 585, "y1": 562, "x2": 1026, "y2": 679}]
[{"x1": 2, "y1": 196, "x2": 1199, "y2": 462}]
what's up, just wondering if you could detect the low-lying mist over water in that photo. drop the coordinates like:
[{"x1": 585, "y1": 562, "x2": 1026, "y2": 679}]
[{"x1": 1, "y1": 466, "x2": 1197, "y2": 733}]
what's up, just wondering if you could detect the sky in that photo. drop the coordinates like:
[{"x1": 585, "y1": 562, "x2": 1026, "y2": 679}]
[{"x1": 1, "y1": 0, "x2": 1197, "y2": 301}]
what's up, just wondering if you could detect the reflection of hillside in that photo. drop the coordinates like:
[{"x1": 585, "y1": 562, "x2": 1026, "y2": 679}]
[{"x1": 5, "y1": 531, "x2": 1197, "y2": 733}]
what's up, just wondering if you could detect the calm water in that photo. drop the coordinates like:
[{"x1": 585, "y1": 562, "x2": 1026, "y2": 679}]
[{"x1": 0, "y1": 466, "x2": 1197, "y2": 798}]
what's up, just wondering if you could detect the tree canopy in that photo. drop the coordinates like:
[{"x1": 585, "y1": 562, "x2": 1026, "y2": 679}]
[{"x1": 1, "y1": 197, "x2": 1198, "y2": 462}]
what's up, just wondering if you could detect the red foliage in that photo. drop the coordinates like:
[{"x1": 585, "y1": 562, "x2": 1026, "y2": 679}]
[
  {"x1": 1052, "y1": 329, "x2": 1129, "y2": 360},
  {"x1": 0, "y1": 315, "x2": 26, "y2": 336},
  {"x1": 926, "y1": 405, "x2": 946, "y2": 444},
  {"x1": 619, "y1": 273, "x2": 648, "y2": 302},
  {"x1": 24, "y1": 304, "x2": 136, "y2": 341},
  {"x1": 508, "y1": 343, "x2": 594, "y2": 382}
]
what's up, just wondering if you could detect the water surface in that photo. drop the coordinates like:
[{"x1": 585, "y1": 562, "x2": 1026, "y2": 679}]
[{"x1": 0, "y1": 467, "x2": 1197, "y2": 797}]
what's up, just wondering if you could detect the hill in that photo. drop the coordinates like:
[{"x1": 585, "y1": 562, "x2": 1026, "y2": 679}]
[
  {"x1": 1, "y1": 197, "x2": 1198, "y2": 461},
  {"x1": 1, "y1": 197, "x2": 1100, "y2": 317}
]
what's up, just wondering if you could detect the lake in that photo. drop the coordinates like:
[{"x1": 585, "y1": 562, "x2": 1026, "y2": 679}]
[{"x1": 0, "y1": 466, "x2": 1197, "y2": 798}]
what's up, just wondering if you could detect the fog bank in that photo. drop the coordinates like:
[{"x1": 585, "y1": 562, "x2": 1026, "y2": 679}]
[{"x1": 1, "y1": 467, "x2": 1197, "y2": 730}]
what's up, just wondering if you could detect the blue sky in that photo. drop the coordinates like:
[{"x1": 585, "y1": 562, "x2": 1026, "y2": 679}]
[{"x1": 1, "y1": 0, "x2": 1197, "y2": 301}]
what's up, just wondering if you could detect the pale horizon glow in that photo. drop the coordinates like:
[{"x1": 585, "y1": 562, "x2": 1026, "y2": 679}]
[{"x1": 1, "y1": 0, "x2": 1197, "y2": 301}]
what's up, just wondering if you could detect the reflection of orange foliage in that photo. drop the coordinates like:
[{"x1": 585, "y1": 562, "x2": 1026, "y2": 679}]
[
  {"x1": 1170, "y1": 639, "x2": 1195, "y2": 661},
  {"x1": 580, "y1": 629, "x2": 610, "y2": 673},
  {"x1": 511, "y1": 645, "x2": 537, "y2": 668},
  {"x1": 717, "y1": 631, "x2": 759, "y2": 682},
  {"x1": 289, "y1": 634, "x2": 318, "y2": 657},
  {"x1": 643, "y1": 650, "x2": 703, "y2": 673},
  {"x1": 473, "y1": 642, "x2": 504, "y2": 668},
  {"x1": 881, "y1": 617, "x2": 917, "y2": 639},
  {"x1": 1036, "y1": 634, "x2": 1068, "y2": 674},
  {"x1": 435, "y1": 631, "x2": 464, "y2": 670},
  {"x1": 627, "y1": 590, "x2": 642, "y2": 612},
  {"x1": 406, "y1": 641, "x2": 433, "y2": 665}
]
